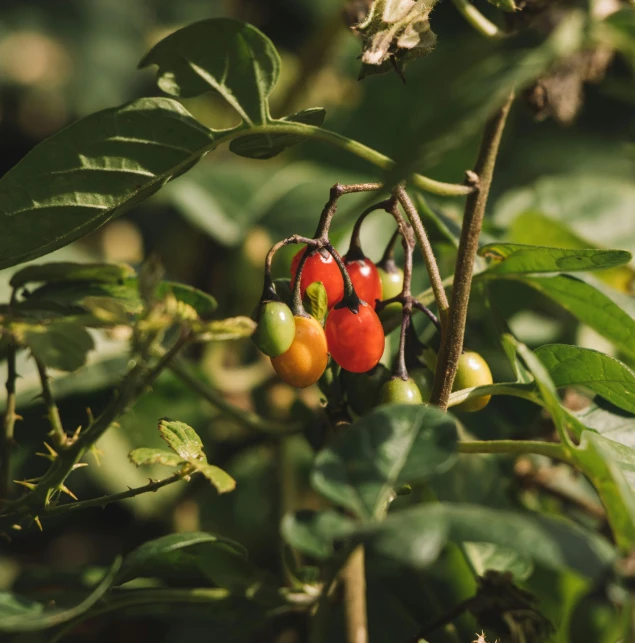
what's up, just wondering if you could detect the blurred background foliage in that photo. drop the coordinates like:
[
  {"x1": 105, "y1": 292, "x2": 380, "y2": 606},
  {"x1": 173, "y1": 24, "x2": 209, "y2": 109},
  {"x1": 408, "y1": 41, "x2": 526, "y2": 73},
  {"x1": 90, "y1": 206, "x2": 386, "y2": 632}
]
[{"x1": 0, "y1": 1, "x2": 634, "y2": 641}]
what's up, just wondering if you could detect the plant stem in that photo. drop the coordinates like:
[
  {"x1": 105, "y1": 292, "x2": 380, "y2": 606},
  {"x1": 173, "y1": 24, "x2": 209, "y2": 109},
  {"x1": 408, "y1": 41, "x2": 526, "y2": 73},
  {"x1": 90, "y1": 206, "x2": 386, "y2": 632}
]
[
  {"x1": 458, "y1": 439, "x2": 573, "y2": 464},
  {"x1": 34, "y1": 357, "x2": 66, "y2": 449},
  {"x1": 0, "y1": 343, "x2": 17, "y2": 502},
  {"x1": 431, "y1": 92, "x2": 514, "y2": 410},
  {"x1": 342, "y1": 546, "x2": 368, "y2": 643},
  {"x1": 40, "y1": 471, "x2": 187, "y2": 519},
  {"x1": 395, "y1": 186, "x2": 450, "y2": 329},
  {"x1": 451, "y1": 0, "x2": 504, "y2": 39},
  {"x1": 168, "y1": 356, "x2": 301, "y2": 436}
]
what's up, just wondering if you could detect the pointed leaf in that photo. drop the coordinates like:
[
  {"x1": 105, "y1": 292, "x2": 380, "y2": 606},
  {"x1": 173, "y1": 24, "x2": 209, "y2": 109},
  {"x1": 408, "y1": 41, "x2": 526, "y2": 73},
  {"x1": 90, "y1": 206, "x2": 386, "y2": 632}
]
[
  {"x1": 139, "y1": 19, "x2": 280, "y2": 124},
  {"x1": 478, "y1": 243, "x2": 631, "y2": 275},
  {"x1": 312, "y1": 404, "x2": 457, "y2": 521},
  {"x1": 194, "y1": 463, "x2": 236, "y2": 494},
  {"x1": 229, "y1": 108, "x2": 326, "y2": 159},
  {"x1": 158, "y1": 418, "x2": 205, "y2": 462},
  {"x1": 303, "y1": 282, "x2": 328, "y2": 325},
  {"x1": 535, "y1": 344, "x2": 635, "y2": 414},
  {"x1": 0, "y1": 98, "x2": 214, "y2": 270}
]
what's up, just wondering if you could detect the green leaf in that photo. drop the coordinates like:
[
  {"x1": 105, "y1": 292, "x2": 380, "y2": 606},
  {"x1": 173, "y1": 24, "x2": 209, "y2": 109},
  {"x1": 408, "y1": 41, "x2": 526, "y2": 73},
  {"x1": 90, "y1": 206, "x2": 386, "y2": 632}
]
[
  {"x1": 312, "y1": 404, "x2": 458, "y2": 521},
  {"x1": 10, "y1": 262, "x2": 135, "y2": 289},
  {"x1": 364, "y1": 503, "x2": 615, "y2": 581},
  {"x1": 18, "y1": 321, "x2": 94, "y2": 372},
  {"x1": 128, "y1": 447, "x2": 184, "y2": 468},
  {"x1": 229, "y1": 108, "x2": 326, "y2": 159},
  {"x1": 115, "y1": 532, "x2": 248, "y2": 586},
  {"x1": 505, "y1": 212, "x2": 635, "y2": 293},
  {"x1": 0, "y1": 98, "x2": 214, "y2": 270},
  {"x1": 156, "y1": 281, "x2": 218, "y2": 318},
  {"x1": 478, "y1": 243, "x2": 631, "y2": 275},
  {"x1": 158, "y1": 418, "x2": 236, "y2": 494},
  {"x1": 139, "y1": 18, "x2": 280, "y2": 125},
  {"x1": 194, "y1": 316, "x2": 256, "y2": 342},
  {"x1": 505, "y1": 274, "x2": 635, "y2": 360},
  {"x1": 535, "y1": 344, "x2": 635, "y2": 414},
  {"x1": 0, "y1": 557, "x2": 121, "y2": 632},
  {"x1": 303, "y1": 282, "x2": 328, "y2": 324},
  {"x1": 462, "y1": 542, "x2": 533, "y2": 581},
  {"x1": 281, "y1": 510, "x2": 358, "y2": 559},
  {"x1": 575, "y1": 398, "x2": 635, "y2": 450}
]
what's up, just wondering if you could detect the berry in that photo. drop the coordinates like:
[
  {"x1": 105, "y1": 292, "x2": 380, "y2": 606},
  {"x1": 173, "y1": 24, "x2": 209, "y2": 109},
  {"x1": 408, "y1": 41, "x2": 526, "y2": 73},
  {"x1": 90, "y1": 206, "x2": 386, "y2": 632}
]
[
  {"x1": 291, "y1": 247, "x2": 344, "y2": 309},
  {"x1": 379, "y1": 377, "x2": 423, "y2": 405},
  {"x1": 325, "y1": 302, "x2": 385, "y2": 373},
  {"x1": 452, "y1": 351, "x2": 493, "y2": 412},
  {"x1": 344, "y1": 256, "x2": 382, "y2": 309},
  {"x1": 342, "y1": 364, "x2": 390, "y2": 416},
  {"x1": 271, "y1": 315, "x2": 328, "y2": 388},
  {"x1": 252, "y1": 301, "x2": 295, "y2": 357},
  {"x1": 410, "y1": 367, "x2": 433, "y2": 402},
  {"x1": 377, "y1": 264, "x2": 404, "y2": 301}
]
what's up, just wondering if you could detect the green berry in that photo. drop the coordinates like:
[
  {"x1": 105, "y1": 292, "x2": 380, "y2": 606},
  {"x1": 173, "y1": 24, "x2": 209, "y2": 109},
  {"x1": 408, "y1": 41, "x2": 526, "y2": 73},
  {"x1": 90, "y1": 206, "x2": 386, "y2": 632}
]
[
  {"x1": 342, "y1": 364, "x2": 390, "y2": 416},
  {"x1": 377, "y1": 265, "x2": 404, "y2": 301},
  {"x1": 453, "y1": 351, "x2": 493, "y2": 412},
  {"x1": 410, "y1": 367, "x2": 433, "y2": 402},
  {"x1": 379, "y1": 377, "x2": 423, "y2": 405},
  {"x1": 252, "y1": 301, "x2": 295, "y2": 357}
]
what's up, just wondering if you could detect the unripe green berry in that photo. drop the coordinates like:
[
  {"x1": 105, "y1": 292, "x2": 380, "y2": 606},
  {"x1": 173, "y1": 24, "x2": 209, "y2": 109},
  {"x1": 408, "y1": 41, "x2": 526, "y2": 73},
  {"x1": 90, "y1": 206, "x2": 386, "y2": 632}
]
[
  {"x1": 453, "y1": 351, "x2": 493, "y2": 412},
  {"x1": 410, "y1": 367, "x2": 433, "y2": 402},
  {"x1": 377, "y1": 265, "x2": 404, "y2": 301},
  {"x1": 379, "y1": 377, "x2": 423, "y2": 405},
  {"x1": 252, "y1": 301, "x2": 295, "y2": 357}
]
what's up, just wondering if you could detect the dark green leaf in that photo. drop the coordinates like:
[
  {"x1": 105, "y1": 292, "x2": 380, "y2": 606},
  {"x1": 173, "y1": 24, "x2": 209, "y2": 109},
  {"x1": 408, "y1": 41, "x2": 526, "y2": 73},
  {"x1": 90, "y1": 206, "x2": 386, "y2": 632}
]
[
  {"x1": 281, "y1": 510, "x2": 357, "y2": 559},
  {"x1": 504, "y1": 274, "x2": 635, "y2": 359},
  {"x1": 365, "y1": 503, "x2": 614, "y2": 581},
  {"x1": 312, "y1": 404, "x2": 458, "y2": 520},
  {"x1": 462, "y1": 542, "x2": 533, "y2": 581},
  {"x1": 116, "y1": 532, "x2": 248, "y2": 585},
  {"x1": 18, "y1": 321, "x2": 94, "y2": 372},
  {"x1": 229, "y1": 108, "x2": 326, "y2": 159},
  {"x1": 10, "y1": 262, "x2": 135, "y2": 289},
  {"x1": 128, "y1": 447, "x2": 184, "y2": 468},
  {"x1": 0, "y1": 98, "x2": 214, "y2": 270},
  {"x1": 303, "y1": 281, "x2": 328, "y2": 325},
  {"x1": 535, "y1": 344, "x2": 635, "y2": 414},
  {"x1": 0, "y1": 557, "x2": 121, "y2": 632},
  {"x1": 139, "y1": 19, "x2": 280, "y2": 124},
  {"x1": 478, "y1": 243, "x2": 631, "y2": 275}
]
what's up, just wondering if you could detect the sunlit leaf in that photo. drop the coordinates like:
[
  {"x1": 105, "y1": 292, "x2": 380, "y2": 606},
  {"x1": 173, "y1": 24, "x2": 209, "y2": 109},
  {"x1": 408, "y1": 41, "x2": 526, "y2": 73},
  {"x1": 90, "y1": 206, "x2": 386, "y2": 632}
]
[
  {"x1": 128, "y1": 448, "x2": 184, "y2": 468},
  {"x1": 0, "y1": 98, "x2": 214, "y2": 270}
]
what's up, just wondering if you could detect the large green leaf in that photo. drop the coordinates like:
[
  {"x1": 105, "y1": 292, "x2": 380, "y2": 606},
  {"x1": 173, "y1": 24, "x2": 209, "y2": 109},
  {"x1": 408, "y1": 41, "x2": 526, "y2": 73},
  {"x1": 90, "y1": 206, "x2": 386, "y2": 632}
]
[
  {"x1": 0, "y1": 98, "x2": 214, "y2": 270},
  {"x1": 116, "y1": 532, "x2": 253, "y2": 590},
  {"x1": 478, "y1": 243, "x2": 631, "y2": 276},
  {"x1": 311, "y1": 404, "x2": 458, "y2": 521},
  {"x1": 139, "y1": 18, "x2": 280, "y2": 124},
  {"x1": 535, "y1": 344, "x2": 635, "y2": 414},
  {"x1": 281, "y1": 510, "x2": 357, "y2": 560},
  {"x1": 0, "y1": 558, "x2": 121, "y2": 632},
  {"x1": 365, "y1": 503, "x2": 615, "y2": 581},
  {"x1": 575, "y1": 399, "x2": 635, "y2": 450},
  {"x1": 503, "y1": 274, "x2": 635, "y2": 359}
]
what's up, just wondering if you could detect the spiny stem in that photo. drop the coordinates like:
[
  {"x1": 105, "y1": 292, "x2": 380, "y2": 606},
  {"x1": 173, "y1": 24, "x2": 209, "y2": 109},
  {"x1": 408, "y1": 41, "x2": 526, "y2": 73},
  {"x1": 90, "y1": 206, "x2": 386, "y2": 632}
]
[
  {"x1": 34, "y1": 357, "x2": 66, "y2": 449},
  {"x1": 431, "y1": 92, "x2": 514, "y2": 410},
  {"x1": 1, "y1": 342, "x2": 17, "y2": 501},
  {"x1": 395, "y1": 186, "x2": 450, "y2": 330},
  {"x1": 451, "y1": 0, "x2": 505, "y2": 39}
]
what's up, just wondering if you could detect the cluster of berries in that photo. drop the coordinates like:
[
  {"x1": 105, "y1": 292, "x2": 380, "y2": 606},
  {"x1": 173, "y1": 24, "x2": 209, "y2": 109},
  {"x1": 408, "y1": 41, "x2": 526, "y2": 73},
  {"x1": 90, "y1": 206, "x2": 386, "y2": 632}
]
[{"x1": 252, "y1": 188, "x2": 493, "y2": 413}]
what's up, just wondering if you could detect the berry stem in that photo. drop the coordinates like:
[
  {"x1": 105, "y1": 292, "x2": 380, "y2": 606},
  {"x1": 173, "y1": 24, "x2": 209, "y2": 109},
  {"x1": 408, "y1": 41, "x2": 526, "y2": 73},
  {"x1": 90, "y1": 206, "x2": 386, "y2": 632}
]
[
  {"x1": 347, "y1": 199, "x2": 395, "y2": 260},
  {"x1": 431, "y1": 92, "x2": 514, "y2": 410},
  {"x1": 377, "y1": 228, "x2": 401, "y2": 272},
  {"x1": 325, "y1": 242, "x2": 362, "y2": 313}
]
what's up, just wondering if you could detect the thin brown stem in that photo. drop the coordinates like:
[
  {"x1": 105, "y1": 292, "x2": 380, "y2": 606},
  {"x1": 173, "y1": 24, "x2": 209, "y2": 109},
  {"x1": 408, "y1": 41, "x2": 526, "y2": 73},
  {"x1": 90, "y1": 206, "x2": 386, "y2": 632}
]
[
  {"x1": 431, "y1": 92, "x2": 514, "y2": 410},
  {"x1": 1, "y1": 342, "x2": 17, "y2": 501},
  {"x1": 342, "y1": 545, "x2": 368, "y2": 643},
  {"x1": 34, "y1": 357, "x2": 66, "y2": 449},
  {"x1": 395, "y1": 186, "x2": 450, "y2": 329}
]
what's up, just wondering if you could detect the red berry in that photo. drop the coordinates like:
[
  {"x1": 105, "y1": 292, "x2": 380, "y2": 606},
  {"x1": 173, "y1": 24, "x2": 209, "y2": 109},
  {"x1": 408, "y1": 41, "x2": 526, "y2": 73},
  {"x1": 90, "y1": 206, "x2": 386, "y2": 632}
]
[
  {"x1": 325, "y1": 302, "x2": 385, "y2": 373},
  {"x1": 291, "y1": 247, "x2": 344, "y2": 309},
  {"x1": 344, "y1": 256, "x2": 382, "y2": 309}
]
